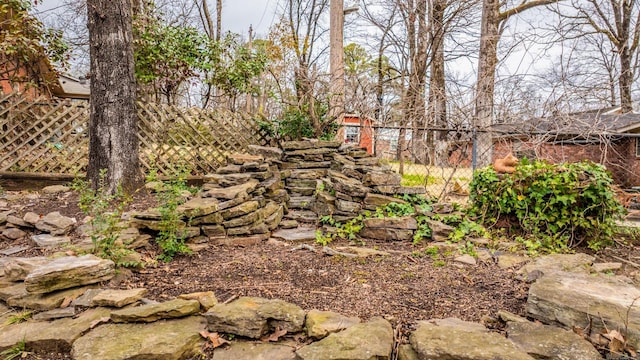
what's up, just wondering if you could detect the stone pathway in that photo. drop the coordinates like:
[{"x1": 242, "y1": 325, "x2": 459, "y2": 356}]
[{"x1": 1, "y1": 253, "x2": 638, "y2": 359}]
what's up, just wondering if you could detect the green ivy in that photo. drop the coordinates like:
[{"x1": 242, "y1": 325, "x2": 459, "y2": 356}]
[{"x1": 469, "y1": 160, "x2": 626, "y2": 253}]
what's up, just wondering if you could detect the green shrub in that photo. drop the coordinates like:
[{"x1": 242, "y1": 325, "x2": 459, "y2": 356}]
[
  {"x1": 469, "y1": 160, "x2": 625, "y2": 252},
  {"x1": 154, "y1": 167, "x2": 194, "y2": 261},
  {"x1": 72, "y1": 172, "x2": 140, "y2": 267}
]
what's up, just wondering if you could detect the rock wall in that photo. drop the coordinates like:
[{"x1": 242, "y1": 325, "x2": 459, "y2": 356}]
[
  {"x1": 130, "y1": 140, "x2": 431, "y2": 245},
  {"x1": 279, "y1": 139, "x2": 426, "y2": 224},
  {"x1": 133, "y1": 150, "x2": 289, "y2": 246}
]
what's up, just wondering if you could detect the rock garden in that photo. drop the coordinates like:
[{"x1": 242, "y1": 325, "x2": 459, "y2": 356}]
[{"x1": 1, "y1": 140, "x2": 640, "y2": 360}]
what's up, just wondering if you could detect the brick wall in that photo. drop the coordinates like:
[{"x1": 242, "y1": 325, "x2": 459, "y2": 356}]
[{"x1": 448, "y1": 137, "x2": 640, "y2": 187}]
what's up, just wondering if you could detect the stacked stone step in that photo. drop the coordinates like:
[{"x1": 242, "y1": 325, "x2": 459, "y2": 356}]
[
  {"x1": 198, "y1": 152, "x2": 287, "y2": 244},
  {"x1": 280, "y1": 140, "x2": 342, "y2": 223},
  {"x1": 314, "y1": 144, "x2": 427, "y2": 223}
]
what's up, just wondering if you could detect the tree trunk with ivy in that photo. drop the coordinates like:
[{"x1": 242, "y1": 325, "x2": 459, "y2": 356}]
[{"x1": 87, "y1": 0, "x2": 142, "y2": 194}]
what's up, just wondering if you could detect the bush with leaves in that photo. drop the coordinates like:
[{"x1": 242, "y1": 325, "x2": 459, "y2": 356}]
[
  {"x1": 72, "y1": 172, "x2": 140, "y2": 267},
  {"x1": 469, "y1": 159, "x2": 626, "y2": 252},
  {"x1": 153, "y1": 167, "x2": 194, "y2": 262}
]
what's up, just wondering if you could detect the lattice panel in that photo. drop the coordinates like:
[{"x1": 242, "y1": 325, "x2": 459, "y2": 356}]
[
  {"x1": 0, "y1": 93, "x2": 272, "y2": 177},
  {"x1": 0, "y1": 93, "x2": 89, "y2": 174}
]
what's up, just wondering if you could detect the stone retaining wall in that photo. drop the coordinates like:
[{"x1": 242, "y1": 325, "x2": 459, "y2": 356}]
[{"x1": 131, "y1": 140, "x2": 429, "y2": 245}]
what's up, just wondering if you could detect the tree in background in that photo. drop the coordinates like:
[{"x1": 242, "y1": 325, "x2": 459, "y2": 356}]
[
  {"x1": 559, "y1": 0, "x2": 639, "y2": 113},
  {"x1": 86, "y1": 0, "x2": 141, "y2": 193},
  {"x1": 0, "y1": 0, "x2": 67, "y2": 93},
  {"x1": 474, "y1": 0, "x2": 559, "y2": 167},
  {"x1": 134, "y1": 8, "x2": 210, "y2": 104}
]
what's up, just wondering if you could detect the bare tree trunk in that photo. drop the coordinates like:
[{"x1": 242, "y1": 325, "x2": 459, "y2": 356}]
[
  {"x1": 87, "y1": 0, "x2": 141, "y2": 193},
  {"x1": 246, "y1": 25, "x2": 253, "y2": 113},
  {"x1": 404, "y1": 0, "x2": 428, "y2": 164},
  {"x1": 216, "y1": 0, "x2": 222, "y2": 41},
  {"x1": 475, "y1": 0, "x2": 558, "y2": 167},
  {"x1": 429, "y1": 0, "x2": 448, "y2": 166},
  {"x1": 202, "y1": 0, "x2": 215, "y2": 39},
  {"x1": 619, "y1": 43, "x2": 633, "y2": 113},
  {"x1": 329, "y1": 0, "x2": 346, "y2": 125},
  {"x1": 474, "y1": 0, "x2": 500, "y2": 167}
]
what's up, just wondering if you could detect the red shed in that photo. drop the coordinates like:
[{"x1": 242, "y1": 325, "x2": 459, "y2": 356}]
[{"x1": 339, "y1": 114, "x2": 375, "y2": 154}]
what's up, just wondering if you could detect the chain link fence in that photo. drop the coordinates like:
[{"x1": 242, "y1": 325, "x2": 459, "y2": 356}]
[{"x1": 337, "y1": 122, "x2": 640, "y2": 201}]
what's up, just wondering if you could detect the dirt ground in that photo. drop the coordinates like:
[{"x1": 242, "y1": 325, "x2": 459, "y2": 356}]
[{"x1": 2, "y1": 189, "x2": 640, "y2": 359}]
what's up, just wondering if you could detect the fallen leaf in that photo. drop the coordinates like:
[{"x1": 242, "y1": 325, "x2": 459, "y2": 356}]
[
  {"x1": 200, "y1": 330, "x2": 230, "y2": 348},
  {"x1": 571, "y1": 326, "x2": 584, "y2": 338},
  {"x1": 603, "y1": 330, "x2": 626, "y2": 354},
  {"x1": 261, "y1": 327, "x2": 287, "y2": 342},
  {"x1": 628, "y1": 346, "x2": 637, "y2": 357},
  {"x1": 89, "y1": 317, "x2": 110, "y2": 329}
]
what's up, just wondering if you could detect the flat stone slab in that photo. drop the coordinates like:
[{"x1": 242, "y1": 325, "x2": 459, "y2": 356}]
[
  {"x1": 204, "y1": 179, "x2": 260, "y2": 200},
  {"x1": 0, "y1": 307, "x2": 110, "y2": 353},
  {"x1": 409, "y1": 318, "x2": 534, "y2": 360},
  {"x1": 24, "y1": 255, "x2": 115, "y2": 294},
  {"x1": 527, "y1": 270, "x2": 640, "y2": 349},
  {"x1": 212, "y1": 342, "x2": 297, "y2": 360},
  {"x1": 0, "y1": 282, "x2": 28, "y2": 302},
  {"x1": 519, "y1": 253, "x2": 594, "y2": 277},
  {"x1": 271, "y1": 228, "x2": 317, "y2": 242},
  {"x1": 305, "y1": 309, "x2": 361, "y2": 339},
  {"x1": 1, "y1": 257, "x2": 50, "y2": 281},
  {"x1": 0, "y1": 245, "x2": 30, "y2": 256},
  {"x1": 205, "y1": 297, "x2": 305, "y2": 339},
  {"x1": 177, "y1": 197, "x2": 219, "y2": 218},
  {"x1": 41, "y1": 185, "x2": 70, "y2": 194},
  {"x1": 2, "y1": 227, "x2": 27, "y2": 240},
  {"x1": 178, "y1": 291, "x2": 218, "y2": 310},
  {"x1": 35, "y1": 211, "x2": 77, "y2": 235},
  {"x1": 32, "y1": 307, "x2": 77, "y2": 321},
  {"x1": 31, "y1": 234, "x2": 72, "y2": 248},
  {"x1": 7, "y1": 285, "x2": 94, "y2": 311},
  {"x1": 90, "y1": 288, "x2": 148, "y2": 308},
  {"x1": 72, "y1": 316, "x2": 206, "y2": 360},
  {"x1": 111, "y1": 298, "x2": 201, "y2": 323},
  {"x1": 296, "y1": 317, "x2": 393, "y2": 360},
  {"x1": 363, "y1": 217, "x2": 417, "y2": 230},
  {"x1": 506, "y1": 321, "x2": 602, "y2": 359},
  {"x1": 334, "y1": 247, "x2": 390, "y2": 258}
]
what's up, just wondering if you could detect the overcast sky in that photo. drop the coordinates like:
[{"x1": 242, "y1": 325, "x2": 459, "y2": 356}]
[{"x1": 35, "y1": 0, "x2": 279, "y2": 38}]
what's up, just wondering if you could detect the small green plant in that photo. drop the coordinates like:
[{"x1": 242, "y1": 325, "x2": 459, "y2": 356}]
[
  {"x1": 5, "y1": 311, "x2": 32, "y2": 325},
  {"x1": 424, "y1": 246, "x2": 439, "y2": 258},
  {"x1": 71, "y1": 171, "x2": 140, "y2": 267},
  {"x1": 412, "y1": 216, "x2": 433, "y2": 244},
  {"x1": 154, "y1": 166, "x2": 193, "y2": 261},
  {"x1": 315, "y1": 229, "x2": 332, "y2": 246},
  {"x1": 459, "y1": 241, "x2": 478, "y2": 257},
  {"x1": 0, "y1": 340, "x2": 28, "y2": 360},
  {"x1": 449, "y1": 219, "x2": 488, "y2": 243},
  {"x1": 315, "y1": 215, "x2": 364, "y2": 245},
  {"x1": 433, "y1": 260, "x2": 446, "y2": 267}
]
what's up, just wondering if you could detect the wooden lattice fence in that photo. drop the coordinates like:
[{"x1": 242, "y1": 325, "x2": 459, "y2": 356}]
[{"x1": 0, "y1": 93, "x2": 272, "y2": 177}]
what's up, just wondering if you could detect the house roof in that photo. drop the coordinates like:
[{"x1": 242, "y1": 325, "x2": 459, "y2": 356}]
[
  {"x1": 492, "y1": 106, "x2": 640, "y2": 136},
  {"x1": 56, "y1": 74, "x2": 90, "y2": 99},
  {"x1": 1, "y1": 5, "x2": 88, "y2": 100}
]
